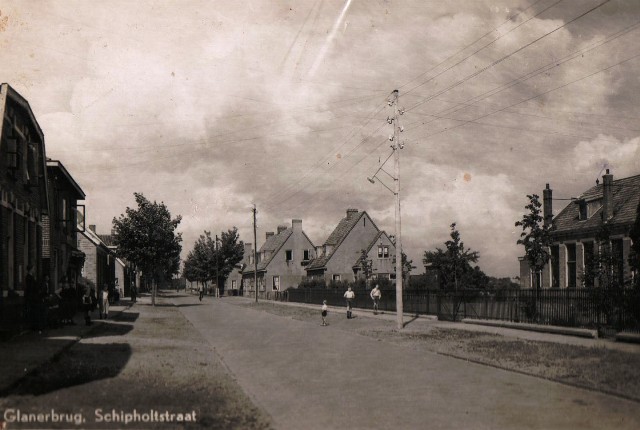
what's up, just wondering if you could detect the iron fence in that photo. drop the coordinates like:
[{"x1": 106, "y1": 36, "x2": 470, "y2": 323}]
[{"x1": 282, "y1": 287, "x2": 640, "y2": 334}]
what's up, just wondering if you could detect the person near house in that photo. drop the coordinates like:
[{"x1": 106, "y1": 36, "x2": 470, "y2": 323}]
[
  {"x1": 198, "y1": 283, "x2": 204, "y2": 301},
  {"x1": 24, "y1": 265, "x2": 45, "y2": 330},
  {"x1": 100, "y1": 284, "x2": 110, "y2": 319},
  {"x1": 370, "y1": 284, "x2": 382, "y2": 315},
  {"x1": 130, "y1": 281, "x2": 137, "y2": 303},
  {"x1": 344, "y1": 287, "x2": 355, "y2": 319},
  {"x1": 82, "y1": 285, "x2": 96, "y2": 326},
  {"x1": 60, "y1": 279, "x2": 77, "y2": 325},
  {"x1": 321, "y1": 300, "x2": 328, "y2": 326}
]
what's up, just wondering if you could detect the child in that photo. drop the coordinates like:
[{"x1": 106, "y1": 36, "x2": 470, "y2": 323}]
[{"x1": 321, "y1": 300, "x2": 328, "y2": 326}]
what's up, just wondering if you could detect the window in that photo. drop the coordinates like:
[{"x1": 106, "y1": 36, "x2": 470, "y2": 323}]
[
  {"x1": 332, "y1": 274, "x2": 341, "y2": 281},
  {"x1": 578, "y1": 201, "x2": 588, "y2": 221},
  {"x1": 551, "y1": 245, "x2": 560, "y2": 288},
  {"x1": 303, "y1": 249, "x2": 310, "y2": 261},
  {"x1": 378, "y1": 245, "x2": 389, "y2": 258},
  {"x1": 566, "y1": 243, "x2": 577, "y2": 288},
  {"x1": 273, "y1": 276, "x2": 280, "y2": 291},
  {"x1": 583, "y1": 242, "x2": 594, "y2": 288},
  {"x1": 231, "y1": 280, "x2": 237, "y2": 289},
  {"x1": 285, "y1": 250, "x2": 293, "y2": 262}
]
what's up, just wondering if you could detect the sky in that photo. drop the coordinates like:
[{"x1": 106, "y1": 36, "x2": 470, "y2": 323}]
[{"x1": 1, "y1": 0, "x2": 639, "y2": 278}]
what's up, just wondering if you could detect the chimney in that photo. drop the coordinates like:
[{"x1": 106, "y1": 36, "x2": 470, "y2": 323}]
[
  {"x1": 266, "y1": 232, "x2": 274, "y2": 240},
  {"x1": 89, "y1": 224, "x2": 96, "y2": 233},
  {"x1": 543, "y1": 183, "x2": 553, "y2": 227},
  {"x1": 292, "y1": 219, "x2": 302, "y2": 233},
  {"x1": 277, "y1": 225, "x2": 287, "y2": 234},
  {"x1": 243, "y1": 242, "x2": 253, "y2": 258},
  {"x1": 602, "y1": 169, "x2": 613, "y2": 221},
  {"x1": 346, "y1": 209, "x2": 358, "y2": 220}
]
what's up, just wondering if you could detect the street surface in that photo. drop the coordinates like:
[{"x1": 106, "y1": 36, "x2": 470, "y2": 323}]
[
  {"x1": 2, "y1": 291, "x2": 639, "y2": 430},
  {"x1": 180, "y1": 294, "x2": 640, "y2": 430}
]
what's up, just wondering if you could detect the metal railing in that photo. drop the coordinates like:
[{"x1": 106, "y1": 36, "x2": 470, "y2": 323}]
[{"x1": 281, "y1": 287, "x2": 640, "y2": 333}]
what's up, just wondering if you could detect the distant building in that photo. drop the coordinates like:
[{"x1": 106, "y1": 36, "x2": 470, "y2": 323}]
[
  {"x1": 519, "y1": 170, "x2": 640, "y2": 288},
  {"x1": 242, "y1": 219, "x2": 315, "y2": 295},
  {"x1": 78, "y1": 225, "x2": 115, "y2": 293},
  {"x1": 0, "y1": 83, "x2": 50, "y2": 298},
  {"x1": 226, "y1": 242, "x2": 252, "y2": 295},
  {"x1": 305, "y1": 209, "x2": 396, "y2": 283}
]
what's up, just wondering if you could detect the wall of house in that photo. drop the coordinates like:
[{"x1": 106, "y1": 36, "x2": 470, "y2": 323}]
[
  {"x1": 366, "y1": 234, "x2": 396, "y2": 279},
  {"x1": 325, "y1": 213, "x2": 380, "y2": 282},
  {"x1": 0, "y1": 91, "x2": 47, "y2": 294},
  {"x1": 262, "y1": 222, "x2": 315, "y2": 291}
]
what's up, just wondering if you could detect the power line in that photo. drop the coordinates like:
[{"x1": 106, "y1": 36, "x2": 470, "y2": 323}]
[{"x1": 404, "y1": 0, "x2": 614, "y2": 113}]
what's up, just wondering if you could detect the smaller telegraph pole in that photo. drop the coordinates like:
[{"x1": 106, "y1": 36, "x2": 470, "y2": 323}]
[{"x1": 253, "y1": 205, "x2": 258, "y2": 303}]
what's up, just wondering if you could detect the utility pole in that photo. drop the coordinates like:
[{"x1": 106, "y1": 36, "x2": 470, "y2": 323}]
[
  {"x1": 390, "y1": 89, "x2": 404, "y2": 330},
  {"x1": 252, "y1": 205, "x2": 258, "y2": 303}
]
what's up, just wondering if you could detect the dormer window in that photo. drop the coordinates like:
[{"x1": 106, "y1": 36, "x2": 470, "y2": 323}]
[{"x1": 578, "y1": 201, "x2": 587, "y2": 221}]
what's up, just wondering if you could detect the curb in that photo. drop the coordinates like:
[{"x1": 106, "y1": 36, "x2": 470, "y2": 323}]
[
  {"x1": 461, "y1": 318, "x2": 598, "y2": 339},
  {"x1": 616, "y1": 332, "x2": 640, "y2": 344}
]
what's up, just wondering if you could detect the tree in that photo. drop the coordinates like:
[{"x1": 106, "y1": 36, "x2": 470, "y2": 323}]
[
  {"x1": 423, "y1": 223, "x2": 479, "y2": 290},
  {"x1": 183, "y1": 228, "x2": 244, "y2": 296},
  {"x1": 515, "y1": 194, "x2": 552, "y2": 290},
  {"x1": 215, "y1": 228, "x2": 245, "y2": 294},
  {"x1": 393, "y1": 251, "x2": 416, "y2": 287},
  {"x1": 357, "y1": 249, "x2": 373, "y2": 289},
  {"x1": 112, "y1": 193, "x2": 182, "y2": 305}
]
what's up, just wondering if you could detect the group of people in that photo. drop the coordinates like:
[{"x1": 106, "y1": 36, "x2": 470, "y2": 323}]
[
  {"x1": 23, "y1": 267, "x2": 138, "y2": 330},
  {"x1": 321, "y1": 284, "x2": 382, "y2": 326}
]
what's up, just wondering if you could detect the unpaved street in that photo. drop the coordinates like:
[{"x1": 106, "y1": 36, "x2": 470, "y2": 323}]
[
  {"x1": 179, "y1": 295, "x2": 640, "y2": 430},
  {"x1": 0, "y1": 293, "x2": 270, "y2": 429}
]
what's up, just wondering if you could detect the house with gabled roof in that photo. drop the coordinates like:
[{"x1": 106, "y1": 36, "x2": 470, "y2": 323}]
[
  {"x1": 306, "y1": 209, "x2": 396, "y2": 283},
  {"x1": 226, "y1": 241, "x2": 252, "y2": 295},
  {"x1": 519, "y1": 170, "x2": 640, "y2": 289},
  {"x1": 0, "y1": 83, "x2": 50, "y2": 300},
  {"x1": 242, "y1": 219, "x2": 315, "y2": 295}
]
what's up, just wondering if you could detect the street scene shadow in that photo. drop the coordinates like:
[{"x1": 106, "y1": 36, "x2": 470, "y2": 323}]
[
  {"x1": 82, "y1": 321, "x2": 134, "y2": 338},
  {"x1": 3, "y1": 342, "x2": 132, "y2": 396},
  {"x1": 403, "y1": 315, "x2": 421, "y2": 328}
]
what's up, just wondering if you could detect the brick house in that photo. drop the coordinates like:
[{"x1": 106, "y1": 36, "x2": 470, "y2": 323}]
[
  {"x1": 44, "y1": 160, "x2": 85, "y2": 292},
  {"x1": 0, "y1": 84, "x2": 50, "y2": 300},
  {"x1": 519, "y1": 170, "x2": 640, "y2": 288},
  {"x1": 305, "y1": 209, "x2": 396, "y2": 283},
  {"x1": 78, "y1": 225, "x2": 115, "y2": 293},
  {"x1": 98, "y1": 231, "x2": 136, "y2": 298},
  {"x1": 242, "y1": 219, "x2": 315, "y2": 295}
]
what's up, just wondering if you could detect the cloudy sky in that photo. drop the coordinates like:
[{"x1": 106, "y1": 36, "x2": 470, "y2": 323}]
[{"x1": 2, "y1": 0, "x2": 639, "y2": 278}]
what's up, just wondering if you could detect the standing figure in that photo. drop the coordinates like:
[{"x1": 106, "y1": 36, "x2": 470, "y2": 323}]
[
  {"x1": 321, "y1": 300, "x2": 328, "y2": 326},
  {"x1": 343, "y1": 287, "x2": 355, "y2": 319},
  {"x1": 100, "y1": 284, "x2": 110, "y2": 319},
  {"x1": 370, "y1": 284, "x2": 382, "y2": 315},
  {"x1": 130, "y1": 281, "x2": 137, "y2": 303},
  {"x1": 83, "y1": 286, "x2": 95, "y2": 326},
  {"x1": 198, "y1": 283, "x2": 204, "y2": 301}
]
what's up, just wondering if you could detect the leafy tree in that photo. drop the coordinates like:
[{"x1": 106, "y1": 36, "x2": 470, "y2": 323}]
[
  {"x1": 515, "y1": 194, "x2": 552, "y2": 290},
  {"x1": 215, "y1": 228, "x2": 245, "y2": 294},
  {"x1": 113, "y1": 193, "x2": 182, "y2": 305},
  {"x1": 357, "y1": 249, "x2": 373, "y2": 288},
  {"x1": 393, "y1": 251, "x2": 416, "y2": 287},
  {"x1": 183, "y1": 228, "x2": 244, "y2": 296},
  {"x1": 581, "y1": 224, "x2": 626, "y2": 330},
  {"x1": 423, "y1": 223, "x2": 479, "y2": 290}
]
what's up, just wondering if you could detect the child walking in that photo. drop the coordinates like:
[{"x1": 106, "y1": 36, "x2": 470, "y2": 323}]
[{"x1": 321, "y1": 300, "x2": 328, "y2": 326}]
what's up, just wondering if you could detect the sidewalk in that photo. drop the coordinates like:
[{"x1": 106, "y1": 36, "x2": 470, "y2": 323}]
[
  {"x1": 234, "y1": 296, "x2": 640, "y2": 354},
  {"x1": 0, "y1": 297, "x2": 134, "y2": 394}
]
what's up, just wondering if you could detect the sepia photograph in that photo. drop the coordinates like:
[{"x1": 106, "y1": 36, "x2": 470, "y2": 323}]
[{"x1": 0, "y1": 0, "x2": 639, "y2": 428}]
